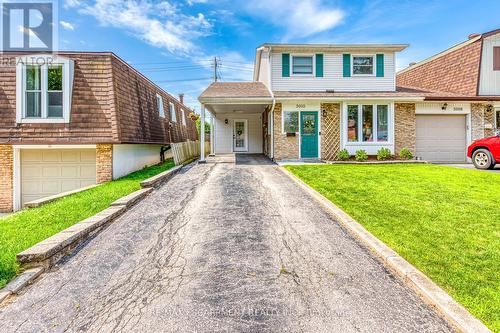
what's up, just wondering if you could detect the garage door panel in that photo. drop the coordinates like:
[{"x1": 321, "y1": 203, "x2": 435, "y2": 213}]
[
  {"x1": 21, "y1": 149, "x2": 97, "y2": 205},
  {"x1": 416, "y1": 115, "x2": 466, "y2": 163}
]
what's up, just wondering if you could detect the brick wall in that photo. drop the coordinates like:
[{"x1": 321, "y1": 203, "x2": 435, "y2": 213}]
[
  {"x1": 273, "y1": 103, "x2": 299, "y2": 160},
  {"x1": 320, "y1": 103, "x2": 341, "y2": 161},
  {"x1": 0, "y1": 145, "x2": 13, "y2": 212},
  {"x1": 397, "y1": 39, "x2": 482, "y2": 95},
  {"x1": 394, "y1": 103, "x2": 416, "y2": 154},
  {"x1": 96, "y1": 144, "x2": 113, "y2": 183}
]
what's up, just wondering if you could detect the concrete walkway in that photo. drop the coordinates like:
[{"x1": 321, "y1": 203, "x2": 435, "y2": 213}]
[
  {"x1": 0, "y1": 155, "x2": 453, "y2": 333},
  {"x1": 439, "y1": 163, "x2": 500, "y2": 173}
]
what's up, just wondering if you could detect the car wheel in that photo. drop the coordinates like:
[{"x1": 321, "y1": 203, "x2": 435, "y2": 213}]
[{"x1": 472, "y1": 149, "x2": 493, "y2": 170}]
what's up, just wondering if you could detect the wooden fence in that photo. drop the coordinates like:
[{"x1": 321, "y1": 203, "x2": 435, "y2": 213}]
[{"x1": 171, "y1": 140, "x2": 210, "y2": 166}]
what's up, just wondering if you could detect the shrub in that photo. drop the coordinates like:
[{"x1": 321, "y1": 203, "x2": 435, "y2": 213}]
[
  {"x1": 377, "y1": 148, "x2": 392, "y2": 161},
  {"x1": 337, "y1": 149, "x2": 350, "y2": 161},
  {"x1": 399, "y1": 148, "x2": 414, "y2": 160},
  {"x1": 355, "y1": 149, "x2": 368, "y2": 162}
]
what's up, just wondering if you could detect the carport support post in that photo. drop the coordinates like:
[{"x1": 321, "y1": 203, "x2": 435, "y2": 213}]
[{"x1": 200, "y1": 104, "x2": 206, "y2": 162}]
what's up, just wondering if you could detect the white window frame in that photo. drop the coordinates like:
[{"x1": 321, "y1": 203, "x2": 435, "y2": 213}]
[
  {"x1": 344, "y1": 103, "x2": 392, "y2": 144},
  {"x1": 156, "y1": 94, "x2": 165, "y2": 118},
  {"x1": 291, "y1": 54, "x2": 315, "y2": 76},
  {"x1": 181, "y1": 108, "x2": 186, "y2": 126},
  {"x1": 351, "y1": 54, "x2": 376, "y2": 77},
  {"x1": 281, "y1": 110, "x2": 299, "y2": 134},
  {"x1": 16, "y1": 55, "x2": 74, "y2": 123},
  {"x1": 169, "y1": 102, "x2": 177, "y2": 122}
]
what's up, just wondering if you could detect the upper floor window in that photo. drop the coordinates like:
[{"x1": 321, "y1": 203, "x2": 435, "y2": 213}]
[
  {"x1": 352, "y1": 56, "x2": 374, "y2": 75},
  {"x1": 181, "y1": 108, "x2": 186, "y2": 126},
  {"x1": 292, "y1": 56, "x2": 313, "y2": 75},
  {"x1": 16, "y1": 55, "x2": 74, "y2": 123},
  {"x1": 494, "y1": 47, "x2": 500, "y2": 71},
  {"x1": 347, "y1": 104, "x2": 389, "y2": 143},
  {"x1": 156, "y1": 94, "x2": 165, "y2": 118},
  {"x1": 169, "y1": 102, "x2": 177, "y2": 122}
]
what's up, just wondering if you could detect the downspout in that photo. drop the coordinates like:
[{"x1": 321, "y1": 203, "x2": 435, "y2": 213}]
[{"x1": 266, "y1": 46, "x2": 276, "y2": 160}]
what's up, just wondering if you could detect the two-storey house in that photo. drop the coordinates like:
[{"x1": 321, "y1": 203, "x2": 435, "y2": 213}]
[
  {"x1": 198, "y1": 30, "x2": 499, "y2": 164},
  {"x1": 0, "y1": 52, "x2": 198, "y2": 212}
]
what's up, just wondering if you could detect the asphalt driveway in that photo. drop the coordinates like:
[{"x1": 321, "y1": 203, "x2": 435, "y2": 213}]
[{"x1": 0, "y1": 155, "x2": 453, "y2": 333}]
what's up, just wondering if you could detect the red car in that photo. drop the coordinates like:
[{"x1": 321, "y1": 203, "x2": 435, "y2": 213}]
[{"x1": 467, "y1": 133, "x2": 500, "y2": 169}]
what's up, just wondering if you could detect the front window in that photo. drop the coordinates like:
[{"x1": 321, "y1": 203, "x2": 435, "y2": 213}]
[
  {"x1": 347, "y1": 104, "x2": 390, "y2": 143},
  {"x1": 496, "y1": 108, "x2": 500, "y2": 131},
  {"x1": 292, "y1": 56, "x2": 313, "y2": 75},
  {"x1": 283, "y1": 111, "x2": 299, "y2": 133},
  {"x1": 352, "y1": 56, "x2": 374, "y2": 75},
  {"x1": 169, "y1": 102, "x2": 177, "y2": 122},
  {"x1": 156, "y1": 94, "x2": 165, "y2": 118},
  {"x1": 17, "y1": 55, "x2": 73, "y2": 123}
]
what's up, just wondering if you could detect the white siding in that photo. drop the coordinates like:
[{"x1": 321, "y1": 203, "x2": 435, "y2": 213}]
[
  {"x1": 112, "y1": 144, "x2": 165, "y2": 179},
  {"x1": 270, "y1": 52, "x2": 396, "y2": 92},
  {"x1": 479, "y1": 34, "x2": 500, "y2": 95},
  {"x1": 258, "y1": 50, "x2": 271, "y2": 89},
  {"x1": 214, "y1": 113, "x2": 262, "y2": 154},
  {"x1": 415, "y1": 102, "x2": 470, "y2": 114}
]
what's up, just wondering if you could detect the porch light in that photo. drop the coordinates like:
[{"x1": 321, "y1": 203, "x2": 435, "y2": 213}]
[
  {"x1": 441, "y1": 103, "x2": 448, "y2": 110},
  {"x1": 225, "y1": 118, "x2": 228, "y2": 124}
]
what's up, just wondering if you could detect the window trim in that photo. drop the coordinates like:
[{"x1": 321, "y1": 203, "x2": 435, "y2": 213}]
[
  {"x1": 344, "y1": 103, "x2": 392, "y2": 144},
  {"x1": 16, "y1": 55, "x2": 74, "y2": 124},
  {"x1": 156, "y1": 94, "x2": 165, "y2": 118},
  {"x1": 351, "y1": 54, "x2": 376, "y2": 77},
  {"x1": 169, "y1": 101, "x2": 177, "y2": 122},
  {"x1": 281, "y1": 110, "x2": 299, "y2": 134},
  {"x1": 291, "y1": 54, "x2": 315, "y2": 77}
]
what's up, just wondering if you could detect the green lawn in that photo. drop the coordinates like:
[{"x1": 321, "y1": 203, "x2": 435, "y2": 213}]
[
  {"x1": 285, "y1": 164, "x2": 500, "y2": 332},
  {"x1": 0, "y1": 159, "x2": 175, "y2": 289}
]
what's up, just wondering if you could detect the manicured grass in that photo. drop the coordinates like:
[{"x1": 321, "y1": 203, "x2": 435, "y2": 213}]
[
  {"x1": 285, "y1": 164, "x2": 500, "y2": 331},
  {"x1": 0, "y1": 159, "x2": 175, "y2": 289}
]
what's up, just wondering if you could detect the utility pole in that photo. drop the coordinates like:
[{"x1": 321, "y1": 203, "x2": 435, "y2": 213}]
[{"x1": 213, "y1": 56, "x2": 218, "y2": 82}]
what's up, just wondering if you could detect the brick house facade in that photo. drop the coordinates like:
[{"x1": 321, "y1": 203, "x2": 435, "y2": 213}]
[{"x1": 0, "y1": 52, "x2": 198, "y2": 212}]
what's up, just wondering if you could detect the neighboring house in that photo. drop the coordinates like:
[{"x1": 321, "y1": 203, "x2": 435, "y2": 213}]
[
  {"x1": 0, "y1": 52, "x2": 197, "y2": 212},
  {"x1": 198, "y1": 29, "x2": 500, "y2": 164}
]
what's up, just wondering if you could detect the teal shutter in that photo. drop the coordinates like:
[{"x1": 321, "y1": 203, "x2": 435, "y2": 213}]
[
  {"x1": 343, "y1": 54, "x2": 351, "y2": 77},
  {"x1": 315, "y1": 54, "x2": 323, "y2": 77},
  {"x1": 376, "y1": 54, "x2": 384, "y2": 77},
  {"x1": 282, "y1": 53, "x2": 290, "y2": 77}
]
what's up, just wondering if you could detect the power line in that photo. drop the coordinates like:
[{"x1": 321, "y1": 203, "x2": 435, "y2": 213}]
[{"x1": 154, "y1": 77, "x2": 212, "y2": 83}]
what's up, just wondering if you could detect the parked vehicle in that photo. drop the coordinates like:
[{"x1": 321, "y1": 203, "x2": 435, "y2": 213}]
[{"x1": 467, "y1": 133, "x2": 500, "y2": 169}]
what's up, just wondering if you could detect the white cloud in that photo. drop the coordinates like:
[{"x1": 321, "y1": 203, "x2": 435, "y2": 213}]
[
  {"x1": 60, "y1": 21, "x2": 75, "y2": 30},
  {"x1": 64, "y1": 0, "x2": 81, "y2": 8},
  {"x1": 245, "y1": 0, "x2": 344, "y2": 39},
  {"x1": 74, "y1": 0, "x2": 212, "y2": 55}
]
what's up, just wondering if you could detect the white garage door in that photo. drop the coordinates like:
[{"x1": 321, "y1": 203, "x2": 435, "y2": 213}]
[
  {"x1": 21, "y1": 149, "x2": 96, "y2": 205},
  {"x1": 416, "y1": 115, "x2": 467, "y2": 163}
]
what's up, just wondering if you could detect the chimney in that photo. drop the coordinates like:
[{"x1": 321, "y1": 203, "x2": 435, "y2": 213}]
[
  {"x1": 468, "y1": 33, "x2": 480, "y2": 39},
  {"x1": 409, "y1": 62, "x2": 416, "y2": 67},
  {"x1": 179, "y1": 93, "x2": 184, "y2": 104}
]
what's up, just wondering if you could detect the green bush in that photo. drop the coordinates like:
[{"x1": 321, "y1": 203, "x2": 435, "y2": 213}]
[
  {"x1": 355, "y1": 149, "x2": 368, "y2": 162},
  {"x1": 337, "y1": 149, "x2": 350, "y2": 161},
  {"x1": 399, "y1": 148, "x2": 414, "y2": 160},
  {"x1": 377, "y1": 147, "x2": 392, "y2": 161}
]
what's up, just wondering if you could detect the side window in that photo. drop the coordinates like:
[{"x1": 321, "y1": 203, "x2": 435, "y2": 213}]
[
  {"x1": 169, "y1": 102, "x2": 177, "y2": 122},
  {"x1": 181, "y1": 108, "x2": 186, "y2": 126},
  {"x1": 494, "y1": 46, "x2": 500, "y2": 71},
  {"x1": 156, "y1": 94, "x2": 164, "y2": 118}
]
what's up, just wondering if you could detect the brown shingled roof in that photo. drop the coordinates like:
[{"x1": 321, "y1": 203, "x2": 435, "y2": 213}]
[{"x1": 199, "y1": 82, "x2": 272, "y2": 99}]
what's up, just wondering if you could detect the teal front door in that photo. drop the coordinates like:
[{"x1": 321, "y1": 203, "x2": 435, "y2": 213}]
[{"x1": 300, "y1": 112, "x2": 319, "y2": 158}]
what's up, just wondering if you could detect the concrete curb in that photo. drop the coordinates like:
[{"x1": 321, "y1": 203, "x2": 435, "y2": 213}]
[
  {"x1": 23, "y1": 184, "x2": 100, "y2": 208},
  {"x1": 110, "y1": 187, "x2": 153, "y2": 207},
  {"x1": 140, "y1": 165, "x2": 183, "y2": 188},
  {"x1": 278, "y1": 166, "x2": 492, "y2": 333}
]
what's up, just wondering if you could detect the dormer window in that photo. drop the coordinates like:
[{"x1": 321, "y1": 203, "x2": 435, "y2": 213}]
[
  {"x1": 16, "y1": 55, "x2": 74, "y2": 123},
  {"x1": 352, "y1": 56, "x2": 374, "y2": 75},
  {"x1": 292, "y1": 56, "x2": 313, "y2": 75}
]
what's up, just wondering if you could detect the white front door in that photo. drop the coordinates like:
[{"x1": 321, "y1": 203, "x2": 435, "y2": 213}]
[{"x1": 233, "y1": 119, "x2": 248, "y2": 152}]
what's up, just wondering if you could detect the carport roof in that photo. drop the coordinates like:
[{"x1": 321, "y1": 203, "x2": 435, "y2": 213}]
[{"x1": 199, "y1": 82, "x2": 272, "y2": 100}]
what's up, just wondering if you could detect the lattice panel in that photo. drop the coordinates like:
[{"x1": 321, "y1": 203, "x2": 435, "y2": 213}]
[{"x1": 321, "y1": 104, "x2": 341, "y2": 161}]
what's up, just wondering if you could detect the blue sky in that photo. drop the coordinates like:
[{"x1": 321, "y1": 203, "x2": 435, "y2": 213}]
[{"x1": 58, "y1": 0, "x2": 500, "y2": 110}]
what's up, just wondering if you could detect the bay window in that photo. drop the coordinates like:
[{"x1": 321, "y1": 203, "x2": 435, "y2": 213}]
[
  {"x1": 346, "y1": 104, "x2": 390, "y2": 143},
  {"x1": 16, "y1": 55, "x2": 74, "y2": 123},
  {"x1": 283, "y1": 111, "x2": 299, "y2": 133}
]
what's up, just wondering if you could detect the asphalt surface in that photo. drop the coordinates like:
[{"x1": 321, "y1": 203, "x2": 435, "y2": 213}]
[{"x1": 0, "y1": 154, "x2": 454, "y2": 333}]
